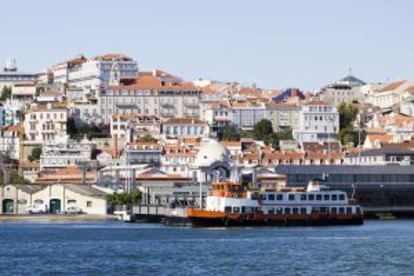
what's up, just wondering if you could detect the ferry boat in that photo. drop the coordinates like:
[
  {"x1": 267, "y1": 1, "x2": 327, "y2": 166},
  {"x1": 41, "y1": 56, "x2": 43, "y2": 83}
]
[{"x1": 186, "y1": 180, "x2": 363, "y2": 227}]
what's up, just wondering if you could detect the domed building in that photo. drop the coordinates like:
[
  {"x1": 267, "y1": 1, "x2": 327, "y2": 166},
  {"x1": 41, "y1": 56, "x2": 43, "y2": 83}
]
[{"x1": 191, "y1": 139, "x2": 240, "y2": 184}]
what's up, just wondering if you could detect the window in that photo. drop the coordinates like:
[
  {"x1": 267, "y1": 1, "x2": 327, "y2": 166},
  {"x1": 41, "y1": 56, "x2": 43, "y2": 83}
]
[
  {"x1": 34, "y1": 199, "x2": 44, "y2": 205},
  {"x1": 300, "y1": 208, "x2": 307, "y2": 214},
  {"x1": 339, "y1": 194, "x2": 345, "y2": 201},
  {"x1": 320, "y1": 207, "x2": 327, "y2": 213},
  {"x1": 276, "y1": 208, "x2": 283, "y2": 214},
  {"x1": 308, "y1": 194, "x2": 315, "y2": 201},
  {"x1": 331, "y1": 194, "x2": 338, "y2": 201},
  {"x1": 316, "y1": 194, "x2": 322, "y2": 201},
  {"x1": 331, "y1": 207, "x2": 337, "y2": 214},
  {"x1": 268, "y1": 208, "x2": 275, "y2": 214},
  {"x1": 267, "y1": 194, "x2": 275, "y2": 201},
  {"x1": 324, "y1": 194, "x2": 330, "y2": 201},
  {"x1": 284, "y1": 208, "x2": 291, "y2": 215},
  {"x1": 346, "y1": 207, "x2": 352, "y2": 214},
  {"x1": 87, "y1": 201, "x2": 93, "y2": 207},
  {"x1": 292, "y1": 208, "x2": 299, "y2": 214},
  {"x1": 233, "y1": 207, "x2": 240, "y2": 213},
  {"x1": 338, "y1": 207, "x2": 345, "y2": 214},
  {"x1": 276, "y1": 194, "x2": 283, "y2": 201},
  {"x1": 288, "y1": 194, "x2": 295, "y2": 201},
  {"x1": 67, "y1": 199, "x2": 77, "y2": 204},
  {"x1": 260, "y1": 194, "x2": 267, "y2": 200},
  {"x1": 224, "y1": 206, "x2": 232, "y2": 212},
  {"x1": 300, "y1": 194, "x2": 307, "y2": 201}
]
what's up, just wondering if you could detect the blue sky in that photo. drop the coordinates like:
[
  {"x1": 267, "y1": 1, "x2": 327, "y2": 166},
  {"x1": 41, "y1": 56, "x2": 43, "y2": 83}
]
[{"x1": 2, "y1": 0, "x2": 413, "y2": 90}]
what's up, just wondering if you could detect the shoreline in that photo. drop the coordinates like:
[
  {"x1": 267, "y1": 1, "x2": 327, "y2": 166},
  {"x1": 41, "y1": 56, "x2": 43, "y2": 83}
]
[{"x1": 0, "y1": 214, "x2": 117, "y2": 222}]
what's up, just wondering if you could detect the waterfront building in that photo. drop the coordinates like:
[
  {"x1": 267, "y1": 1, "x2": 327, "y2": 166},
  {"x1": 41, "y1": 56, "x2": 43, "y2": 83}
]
[
  {"x1": 293, "y1": 101, "x2": 339, "y2": 143},
  {"x1": 344, "y1": 147, "x2": 414, "y2": 166},
  {"x1": 0, "y1": 183, "x2": 107, "y2": 215}
]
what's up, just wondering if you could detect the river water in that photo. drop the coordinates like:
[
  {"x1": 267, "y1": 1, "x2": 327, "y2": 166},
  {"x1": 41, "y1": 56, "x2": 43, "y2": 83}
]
[{"x1": 0, "y1": 220, "x2": 413, "y2": 275}]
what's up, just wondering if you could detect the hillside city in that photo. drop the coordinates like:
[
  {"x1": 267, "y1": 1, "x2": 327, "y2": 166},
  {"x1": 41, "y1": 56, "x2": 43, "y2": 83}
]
[{"x1": 0, "y1": 54, "x2": 413, "y2": 215}]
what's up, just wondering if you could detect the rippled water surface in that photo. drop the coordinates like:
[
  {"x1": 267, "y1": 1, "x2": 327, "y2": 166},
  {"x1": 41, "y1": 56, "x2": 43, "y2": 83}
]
[{"x1": 0, "y1": 220, "x2": 413, "y2": 275}]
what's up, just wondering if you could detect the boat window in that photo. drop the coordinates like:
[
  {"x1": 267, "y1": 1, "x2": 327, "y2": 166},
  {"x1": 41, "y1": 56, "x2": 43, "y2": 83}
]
[
  {"x1": 251, "y1": 193, "x2": 258, "y2": 200},
  {"x1": 292, "y1": 208, "x2": 299, "y2": 214},
  {"x1": 356, "y1": 207, "x2": 361, "y2": 214},
  {"x1": 339, "y1": 194, "x2": 345, "y2": 201},
  {"x1": 331, "y1": 207, "x2": 337, "y2": 214},
  {"x1": 316, "y1": 194, "x2": 322, "y2": 201},
  {"x1": 331, "y1": 194, "x2": 338, "y2": 201},
  {"x1": 346, "y1": 207, "x2": 352, "y2": 214},
  {"x1": 241, "y1": 207, "x2": 246, "y2": 213},
  {"x1": 255, "y1": 207, "x2": 261, "y2": 213},
  {"x1": 276, "y1": 194, "x2": 283, "y2": 201},
  {"x1": 300, "y1": 208, "x2": 307, "y2": 214},
  {"x1": 224, "y1": 206, "x2": 232, "y2": 213},
  {"x1": 284, "y1": 208, "x2": 291, "y2": 214},
  {"x1": 308, "y1": 194, "x2": 315, "y2": 201},
  {"x1": 267, "y1": 194, "x2": 275, "y2": 201},
  {"x1": 288, "y1": 194, "x2": 295, "y2": 201},
  {"x1": 300, "y1": 194, "x2": 307, "y2": 201},
  {"x1": 276, "y1": 208, "x2": 283, "y2": 214},
  {"x1": 324, "y1": 194, "x2": 330, "y2": 201},
  {"x1": 339, "y1": 207, "x2": 345, "y2": 214},
  {"x1": 260, "y1": 194, "x2": 267, "y2": 200},
  {"x1": 268, "y1": 207, "x2": 275, "y2": 214},
  {"x1": 233, "y1": 207, "x2": 240, "y2": 213},
  {"x1": 320, "y1": 207, "x2": 327, "y2": 213},
  {"x1": 312, "y1": 207, "x2": 319, "y2": 213}
]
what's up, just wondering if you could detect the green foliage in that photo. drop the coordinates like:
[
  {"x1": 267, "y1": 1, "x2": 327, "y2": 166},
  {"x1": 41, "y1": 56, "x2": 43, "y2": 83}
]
[
  {"x1": 0, "y1": 171, "x2": 30, "y2": 184},
  {"x1": 338, "y1": 103, "x2": 360, "y2": 145},
  {"x1": 338, "y1": 103, "x2": 358, "y2": 129},
  {"x1": 138, "y1": 134, "x2": 157, "y2": 143},
  {"x1": 28, "y1": 146, "x2": 42, "y2": 162},
  {"x1": 106, "y1": 190, "x2": 142, "y2": 206},
  {"x1": 67, "y1": 118, "x2": 110, "y2": 140},
  {"x1": 267, "y1": 128, "x2": 293, "y2": 150},
  {"x1": 252, "y1": 119, "x2": 273, "y2": 140},
  {"x1": 0, "y1": 86, "x2": 12, "y2": 101},
  {"x1": 220, "y1": 124, "x2": 241, "y2": 141}
]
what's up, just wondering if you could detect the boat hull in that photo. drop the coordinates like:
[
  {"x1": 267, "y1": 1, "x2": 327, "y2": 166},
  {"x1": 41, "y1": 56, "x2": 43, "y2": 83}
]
[{"x1": 186, "y1": 209, "x2": 363, "y2": 227}]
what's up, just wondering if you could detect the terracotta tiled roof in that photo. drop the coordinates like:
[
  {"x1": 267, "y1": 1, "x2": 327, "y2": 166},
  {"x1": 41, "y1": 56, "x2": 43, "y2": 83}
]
[
  {"x1": 366, "y1": 133, "x2": 393, "y2": 144},
  {"x1": 164, "y1": 118, "x2": 206, "y2": 125},
  {"x1": 93, "y1": 53, "x2": 132, "y2": 61},
  {"x1": 378, "y1": 80, "x2": 407, "y2": 92}
]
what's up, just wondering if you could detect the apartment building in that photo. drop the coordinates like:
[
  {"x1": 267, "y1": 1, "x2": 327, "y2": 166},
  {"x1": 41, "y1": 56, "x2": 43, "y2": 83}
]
[
  {"x1": 0, "y1": 59, "x2": 38, "y2": 90},
  {"x1": 231, "y1": 101, "x2": 266, "y2": 130},
  {"x1": 266, "y1": 103, "x2": 299, "y2": 132},
  {"x1": 162, "y1": 118, "x2": 209, "y2": 139},
  {"x1": 110, "y1": 114, "x2": 161, "y2": 141},
  {"x1": 23, "y1": 103, "x2": 68, "y2": 145},
  {"x1": 293, "y1": 101, "x2": 339, "y2": 143},
  {"x1": 318, "y1": 75, "x2": 365, "y2": 106},
  {"x1": 101, "y1": 70, "x2": 201, "y2": 123},
  {"x1": 47, "y1": 54, "x2": 138, "y2": 90}
]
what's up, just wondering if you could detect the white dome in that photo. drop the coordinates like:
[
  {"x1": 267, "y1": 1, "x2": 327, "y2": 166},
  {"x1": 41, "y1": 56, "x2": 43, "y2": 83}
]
[{"x1": 194, "y1": 139, "x2": 230, "y2": 167}]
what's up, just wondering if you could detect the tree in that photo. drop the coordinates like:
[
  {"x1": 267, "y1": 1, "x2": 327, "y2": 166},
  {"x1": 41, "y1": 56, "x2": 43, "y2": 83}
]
[
  {"x1": 138, "y1": 134, "x2": 157, "y2": 143},
  {"x1": 0, "y1": 86, "x2": 11, "y2": 101},
  {"x1": 219, "y1": 124, "x2": 241, "y2": 141},
  {"x1": 268, "y1": 127, "x2": 293, "y2": 149},
  {"x1": 28, "y1": 146, "x2": 42, "y2": 162},
  {"x1": 253, "y1": 119, "x2": 273, "y2": 140},
  {"x1": 106, "y1": 190, "x2": 142, "y2": 207},
  {"x1": 338, "y1": 103, "x2": 358, "y2": 129}
]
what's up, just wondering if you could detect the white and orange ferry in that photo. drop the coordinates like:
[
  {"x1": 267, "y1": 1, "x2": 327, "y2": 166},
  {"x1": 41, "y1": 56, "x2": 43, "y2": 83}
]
[{"x1": 186, "y1": 180, "x2": 363, "y2": 227}]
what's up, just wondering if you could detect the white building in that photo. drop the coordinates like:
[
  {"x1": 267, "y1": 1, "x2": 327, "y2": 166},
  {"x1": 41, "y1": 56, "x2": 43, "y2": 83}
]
[
  {"x1": 101, "y1": 70, "x2": 201, "y2": 123},
  {"x1": 293, "y1": 101, "x2": 339, "y2": 143},
  {"x1": 40, "y1": 138, "x2": 94, "y2": 170},
  {"x1": 48, "y1": 54, "x2": 138, "y2": 91},
  {"x1": 0, "y1": 59, "x2": 38, "y2": 90},
  {"x1": 23, "y1": 103, "x2": 68, "y2": 145},
  {"x1": 162, "y1": 118, "x2": 209, "y2": 139}
]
